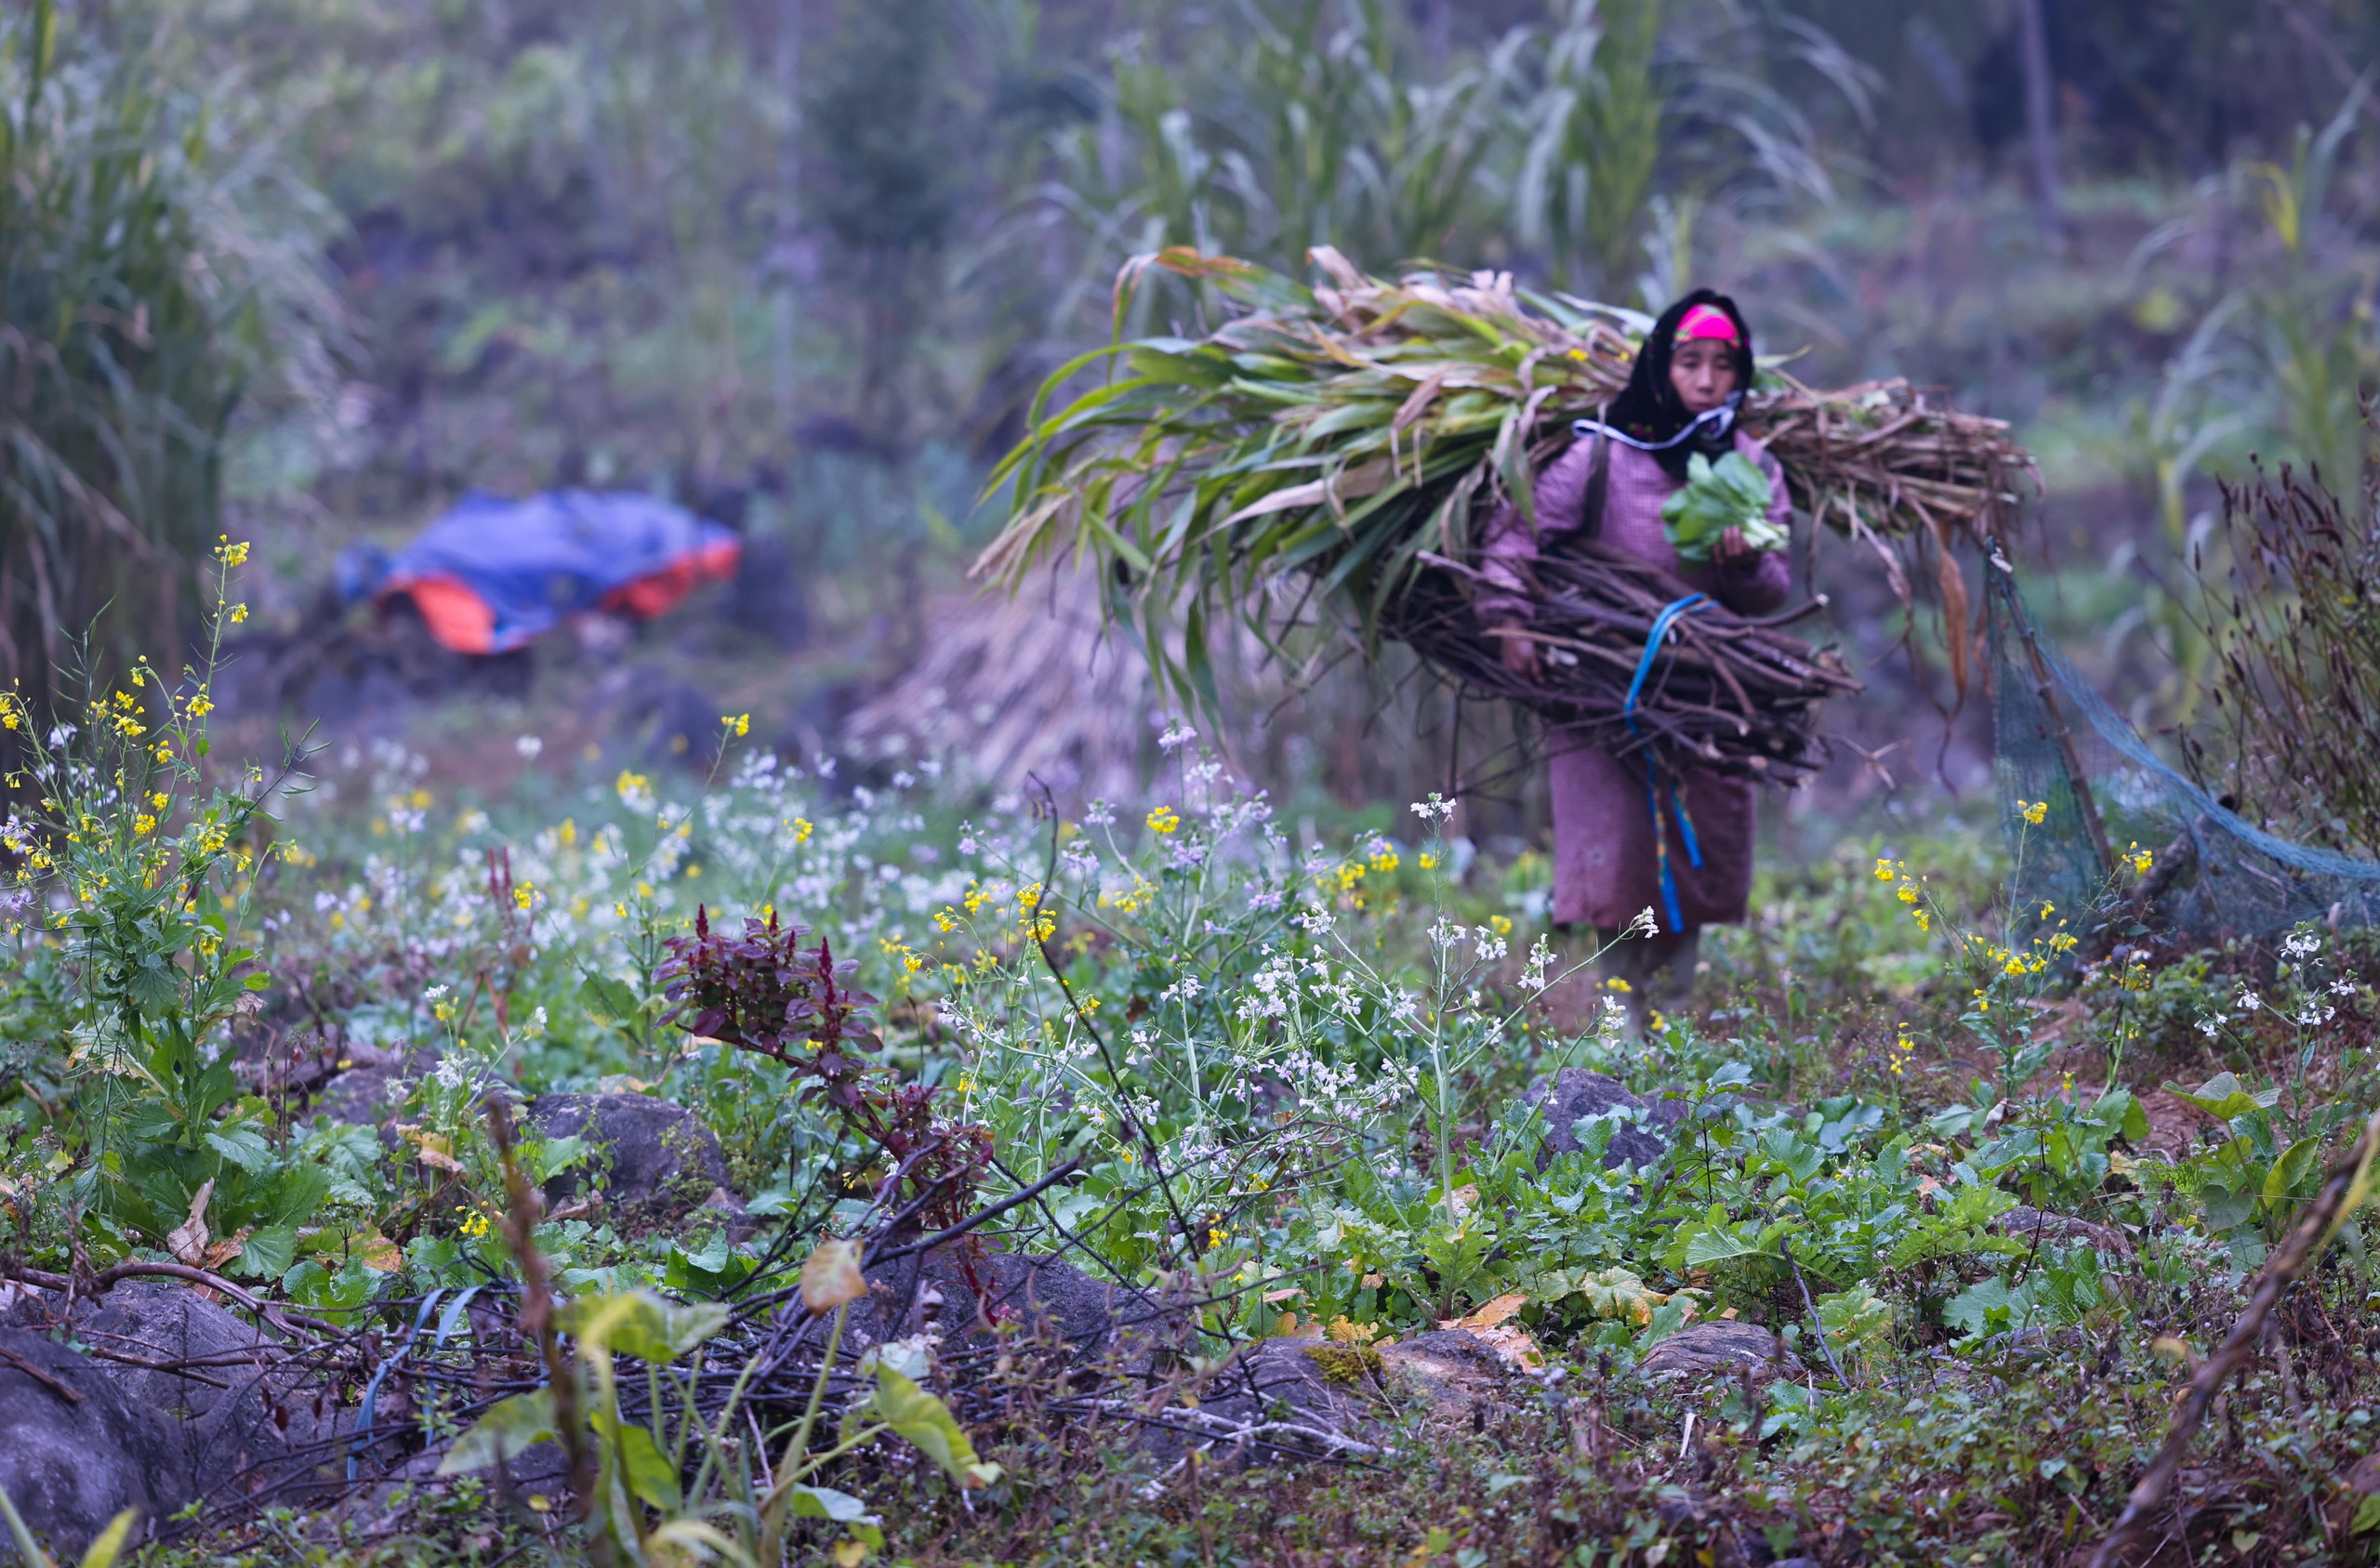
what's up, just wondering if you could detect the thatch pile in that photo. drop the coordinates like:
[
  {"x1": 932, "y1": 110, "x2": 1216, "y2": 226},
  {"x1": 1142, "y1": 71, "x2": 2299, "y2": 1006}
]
[{"x1": 977, "y1": 246, "x2": 2033, "y2": 776}]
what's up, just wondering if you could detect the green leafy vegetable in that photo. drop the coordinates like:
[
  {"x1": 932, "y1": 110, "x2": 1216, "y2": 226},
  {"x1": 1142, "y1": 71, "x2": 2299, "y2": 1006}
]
[{"x1": 1659, "y1": 451, "x2": 1788, "y2": 565}]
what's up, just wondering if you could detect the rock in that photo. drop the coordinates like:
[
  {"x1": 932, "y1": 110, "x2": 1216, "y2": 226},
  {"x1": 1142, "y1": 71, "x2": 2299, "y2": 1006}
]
[
  {"x1": 0, "y1": 1325, "x2": 197, "y2": 1555},
  {"x1": 529, "y1": 1092, "x2": 734, "y2": 1225},
  {"x1": 1635, "y1": 1321, "x2": 1804, "y2": 1390},
  {"x1": 71, "y1": 1281, "x2": 350, "y2": 1500},
  {"x1": 854, "y1": 1245, "x2": 1188, "y2": 1376},
  {"x1": 7, "y1": 1279, "x2": 353, "y2": 1512},
  {"x1": 1379, "y1": 1329, "x2": 1509, "y2": 1423},
  {"x1": 1991, "y1": 1206, "x2": 2134, "y2": 1257},
  {"x1": 1170, "y1": 1336, "x2": 1384, "y2": 1465},
  {"x1": 1520, "y1": 1069, "x2": 1686, "y2": 1169},
  {"x1": 309, "y1": 1042, "x2": 440, "y2": 1135}
]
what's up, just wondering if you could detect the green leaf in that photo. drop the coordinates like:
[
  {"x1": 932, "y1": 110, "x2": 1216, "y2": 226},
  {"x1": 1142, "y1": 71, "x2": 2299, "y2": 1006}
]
[
  {"x1": 609, "y1": 1418, "x2": 681, "y2": 1510},
  {"x1": 868, "y1": 1366, "x2": 1001, "y2": 1488},
  {"x1": 439, "y1": 1390, "x2": 558, "y2": 1472},
  {"x1": 235, "y1": 1226, "x2": 297, "y2": 1281},
  {"x1": 578, "y1": 974, "x2": 642, "y2": 1026},
  {"x1": 1682, "y1": 1223, "x2": 1770, "y2": 1267},
  {"x1": 2165, "y1": 1072, "x2": 2280, "y2": 1124},
  {"x1": 77, "y1": 1507, "x2": 136, "y2": 1568},
  {"x1": 1942, "y1": 1276, "x2": 2024, "y2": 1338},
  {"x1": 2352, "y1": 1492, "x2": 2380, "y2": 1535},
  {"x1": 2263, "y1": 1136, "x2": 2324, "y2": 1205},
  {"x1": 787, "y1": 1484, "x2": 873, "y2": 1522},
  {"x1": 557, "y1": 1291, "x2": 729, "y2": 1364},
  {"x1": 204, "y1": 1125, "x2": 276, "y2": 1174}
]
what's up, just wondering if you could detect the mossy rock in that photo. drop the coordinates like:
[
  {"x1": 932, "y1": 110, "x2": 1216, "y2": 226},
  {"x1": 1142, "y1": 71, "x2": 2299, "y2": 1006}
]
[{"x1": 1301, "y1": 1341, "x2": 1385, "y2": 1384}]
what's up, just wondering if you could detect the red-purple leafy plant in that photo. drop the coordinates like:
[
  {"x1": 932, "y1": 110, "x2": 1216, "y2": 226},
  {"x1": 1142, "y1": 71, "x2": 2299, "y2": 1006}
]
[{"x1": 657, "y1": 908, "x2": 990, "y2": 1246}]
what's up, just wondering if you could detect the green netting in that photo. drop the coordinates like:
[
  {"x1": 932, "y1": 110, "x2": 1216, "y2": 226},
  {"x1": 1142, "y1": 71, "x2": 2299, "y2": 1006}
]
[{"x1": 1988, "y1": 565, "x2": 2380, "y2": 942}]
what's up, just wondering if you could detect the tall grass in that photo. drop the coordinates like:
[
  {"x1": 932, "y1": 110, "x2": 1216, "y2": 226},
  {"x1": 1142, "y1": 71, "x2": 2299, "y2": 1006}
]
[{"x1": 0, "y1": 0, "x2": 336, "y2": 701}]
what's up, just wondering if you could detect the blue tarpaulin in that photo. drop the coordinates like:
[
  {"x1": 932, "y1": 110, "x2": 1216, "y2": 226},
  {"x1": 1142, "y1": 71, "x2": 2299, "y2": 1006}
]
[{"x1": 337, "y1": 489, "x2": 740, "y2": 653}]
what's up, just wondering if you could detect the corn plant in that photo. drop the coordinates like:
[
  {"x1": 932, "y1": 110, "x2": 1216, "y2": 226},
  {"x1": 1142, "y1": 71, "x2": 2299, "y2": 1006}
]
[{"x1": 0, "y1": 1, "x2": 317, "y2": 701}]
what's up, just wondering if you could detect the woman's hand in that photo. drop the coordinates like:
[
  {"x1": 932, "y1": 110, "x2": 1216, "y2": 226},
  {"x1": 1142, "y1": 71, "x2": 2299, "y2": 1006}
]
[
  {"x1": 1493, "y1": 623, "x2": 1540, "y2": 680},
  {"x1": 1712, "y1": 524, "x2": 1757, "y2": 571}
]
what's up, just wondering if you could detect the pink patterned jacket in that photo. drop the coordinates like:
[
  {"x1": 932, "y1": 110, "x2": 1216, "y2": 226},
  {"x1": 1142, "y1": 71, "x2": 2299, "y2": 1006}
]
[{"x1": 1474, "y1": 431, "x2": 1793, "y2": 932}]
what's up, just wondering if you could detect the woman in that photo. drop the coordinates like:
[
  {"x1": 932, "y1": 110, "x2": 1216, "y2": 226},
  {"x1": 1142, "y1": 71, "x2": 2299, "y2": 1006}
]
[{"x1": 1477, "y1": 289, "x2": 1793, "y2": 1030}]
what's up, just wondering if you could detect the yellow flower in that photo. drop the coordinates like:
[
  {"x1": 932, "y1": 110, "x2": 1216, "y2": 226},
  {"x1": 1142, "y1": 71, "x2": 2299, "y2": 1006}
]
[
  {"x1": 1896, "y1": 883, "x2": 1918, "y2": 904},
  {"x1": 133, "y1": 814, "x2": 156, "y2": 837},
  {"x1": 2015, "y1": 799, "x2": 2047, "y2": 826},
  {"x1": 1146, "y1": 805, "x2": 1180, "y2": 836},
  {"x1": 1417, "y1": 851, "x2": 1437, "y2": 870},
  {"x1": 513, "y1": 883, "x2": 535, "y2": 910},
  {"x1": 720, "y1": 713, "x2": 750, "y2": 737},
  {"x1": 214, "y1": 535, "x2": 252, "y2": 567},
  {"x1": 1912, "y1": 909, "x2": 1930, "y2": 932},
  {"x1": 1490, "y1": 915, "x2": 1513, "y2": 935},
  {"x1": 1077, "y1": 996, "x2": 1100, "y2": 1018},
  {"x1": 185, "y1": 690, "x2": 213, "y2": 719},
  {"x1": 792, "y1": 817, "x2": 813, "y2": 844},
  {"x1": 1368, "y1": 849, "x2": 1400, "y2": 873},
  {"x1": 1873, "y1": 858, "x2": 1896, "y2": 881},
  {"x1": 2128, "y1": 843, "x2": 2152, "y2": 875},
  {"x1": 150, "y1": 792, "x2": 168, "y2": 810},
  {"x1": 228, "y1": 603, "x2": 248, "y2": 624}
]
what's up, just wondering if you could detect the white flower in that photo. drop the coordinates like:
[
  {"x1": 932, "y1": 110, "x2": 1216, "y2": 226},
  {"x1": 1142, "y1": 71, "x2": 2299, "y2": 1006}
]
[
  {"x1": 1523, "y1": 934, "x2": 1554, "y2": 995},
  {"x1": 515, "y1": 734, "x2": 543, "y2": 758},
  {"x1": 1085, "y1": 798, "x2": 1117, "y2": 827},
  {"x1": 1247, "y1": 889, "x2": 1283, "y2": 913},
  {"x1": 1408, "y1": 793, "x2": 1456, "y2": 823},
  {"x1": 46, "y1": 724, "x2": 74, "y2": 749},
  {"x1": 2281, "y1": 930, "x2": 2321, "y2": 959},
  {"x1": 1158, "y1": 719, "x2": 1197, "y2": 752},
  {"x1": 892, "y1": 771, "x2": 915, "y2": 789}
]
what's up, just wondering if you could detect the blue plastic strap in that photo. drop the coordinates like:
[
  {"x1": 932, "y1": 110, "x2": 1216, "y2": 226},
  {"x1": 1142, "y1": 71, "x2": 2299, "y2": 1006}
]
[
  {"x1": 350, "y1": 1289, "x2": 445, "y2": 1481},
  {"x1": 1624, "y1": 595, "x2": 1711, "y2": 933}
]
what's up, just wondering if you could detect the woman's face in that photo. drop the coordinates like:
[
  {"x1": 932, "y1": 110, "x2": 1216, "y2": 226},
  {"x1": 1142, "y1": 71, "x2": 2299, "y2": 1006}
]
[{"x1": 1670, "y1": 337, "x2": 1739, "y2": 415}]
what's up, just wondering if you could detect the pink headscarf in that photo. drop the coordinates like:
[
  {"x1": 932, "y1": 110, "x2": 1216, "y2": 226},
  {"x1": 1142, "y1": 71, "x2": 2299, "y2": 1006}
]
[{"x1": 1677, "y1": 303, "x2": 1740, "y2": 347}]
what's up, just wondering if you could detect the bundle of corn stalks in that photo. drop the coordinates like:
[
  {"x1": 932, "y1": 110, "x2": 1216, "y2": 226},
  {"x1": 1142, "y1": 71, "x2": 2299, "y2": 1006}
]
[{"x1": 979, "y1": 246, "x2": 2033, "y2": 762}]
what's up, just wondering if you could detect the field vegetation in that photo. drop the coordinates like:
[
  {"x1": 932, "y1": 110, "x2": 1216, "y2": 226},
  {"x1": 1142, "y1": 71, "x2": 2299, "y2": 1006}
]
[{"x1": 3, "y1": 2, "x2": 2380, "y2": 1565}]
